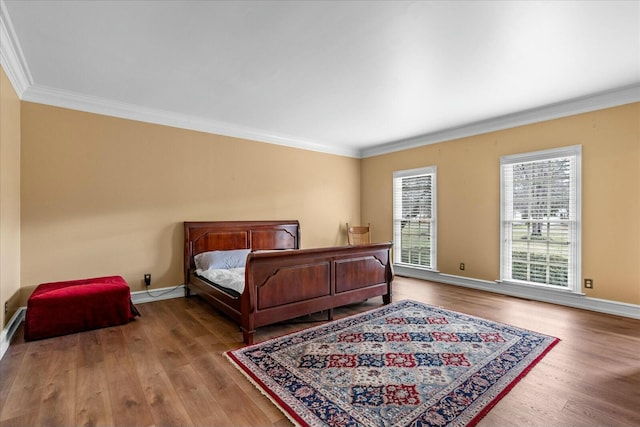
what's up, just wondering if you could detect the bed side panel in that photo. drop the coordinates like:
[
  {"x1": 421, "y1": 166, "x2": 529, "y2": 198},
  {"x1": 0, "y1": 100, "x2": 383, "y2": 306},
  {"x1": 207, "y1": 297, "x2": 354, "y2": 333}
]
[
  {"x1": 256, "y1": 263, "x2": 331, "y2": 309},
  {"x1": 334, "y1": 255, "x2": 388, "y2": 293}
]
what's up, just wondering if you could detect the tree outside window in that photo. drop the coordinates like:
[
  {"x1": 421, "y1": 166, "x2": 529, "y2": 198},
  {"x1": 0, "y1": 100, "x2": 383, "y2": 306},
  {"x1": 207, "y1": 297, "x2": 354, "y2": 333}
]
[
  {"x1": 501, "y1": 146, "x2": 581, "y2": 292},
  {"x1": 393, "y1": 166, "x2": 436, "y2": 270}
]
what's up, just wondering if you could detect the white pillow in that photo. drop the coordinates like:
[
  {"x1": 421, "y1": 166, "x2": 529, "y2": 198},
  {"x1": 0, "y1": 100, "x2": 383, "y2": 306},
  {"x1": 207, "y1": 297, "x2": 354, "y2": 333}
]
[{"x1": 194, "y1": 249, "x2": 250, "y2": 270}]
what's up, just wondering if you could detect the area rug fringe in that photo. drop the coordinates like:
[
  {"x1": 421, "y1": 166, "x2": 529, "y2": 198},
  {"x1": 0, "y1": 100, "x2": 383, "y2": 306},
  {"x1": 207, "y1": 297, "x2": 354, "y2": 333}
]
[{"x1": 225, "y1": 350, "x2": 305, "y2": 427}]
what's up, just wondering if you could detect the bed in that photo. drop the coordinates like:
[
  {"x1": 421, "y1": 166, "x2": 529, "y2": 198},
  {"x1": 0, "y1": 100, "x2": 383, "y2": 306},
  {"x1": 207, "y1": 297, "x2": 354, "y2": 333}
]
[{"x1": 184, "y1": 220, "x2": 394, "y2": 344}]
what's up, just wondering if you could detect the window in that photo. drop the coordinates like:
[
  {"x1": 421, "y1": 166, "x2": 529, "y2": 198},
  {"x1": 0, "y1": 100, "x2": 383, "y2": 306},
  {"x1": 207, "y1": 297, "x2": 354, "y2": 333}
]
[
  {"x1": 393, "y1": 166, "x2": 436, "y2": 269},
  {"x1": 500, "y1": 145, "x2": 581, "y2": 292}
]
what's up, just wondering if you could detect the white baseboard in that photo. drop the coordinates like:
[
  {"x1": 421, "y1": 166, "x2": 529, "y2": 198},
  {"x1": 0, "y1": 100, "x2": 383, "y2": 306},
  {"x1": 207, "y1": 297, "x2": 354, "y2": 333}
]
[
  {"x1": 0, "y1": 285, "x2": 185, "y2": 361},
  {"x1": 0, "y1": 307, "x2": 26, "y2": 361},
  {"x1": 394, "y1": 265, "x2": 640, "y2": 320},
  {"x1": 130, "y1": 284, "x2": 185, "y2": 304}
]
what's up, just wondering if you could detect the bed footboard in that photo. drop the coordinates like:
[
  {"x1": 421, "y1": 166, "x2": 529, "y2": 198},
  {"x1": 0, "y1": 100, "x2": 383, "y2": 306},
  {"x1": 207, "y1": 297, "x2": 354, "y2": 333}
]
[{"x1": 241, "y1": 242, "x2": 393, "y2": 344}]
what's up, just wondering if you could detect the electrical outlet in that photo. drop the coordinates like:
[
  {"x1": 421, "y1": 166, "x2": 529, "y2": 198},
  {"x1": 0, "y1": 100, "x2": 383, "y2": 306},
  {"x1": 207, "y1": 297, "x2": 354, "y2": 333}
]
[
  {"x1": 584, "y1": 278, "x2": 593, "y2": 289},
  {"x1": 144, "y1": 273, "x2": 151, "y2": 287},
  {"x1": 459, "y1": 262, "x2": 465, "y2": 271}
]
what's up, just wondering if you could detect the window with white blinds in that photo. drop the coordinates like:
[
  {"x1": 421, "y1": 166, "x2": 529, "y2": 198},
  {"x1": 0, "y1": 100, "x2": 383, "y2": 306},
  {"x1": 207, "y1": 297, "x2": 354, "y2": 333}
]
[
  {"x1": 500, "y1": 146, "x2": 581, "y2": 292},
  {"x1": 393, "y1": 166, "x2": 436, "y2": 269}
]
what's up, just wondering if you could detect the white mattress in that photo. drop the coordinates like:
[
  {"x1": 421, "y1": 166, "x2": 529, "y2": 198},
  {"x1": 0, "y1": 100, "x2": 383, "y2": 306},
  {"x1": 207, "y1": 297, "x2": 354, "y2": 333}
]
[{"x1": 195, "y1": 267, "x2": 245, "y2": 295}]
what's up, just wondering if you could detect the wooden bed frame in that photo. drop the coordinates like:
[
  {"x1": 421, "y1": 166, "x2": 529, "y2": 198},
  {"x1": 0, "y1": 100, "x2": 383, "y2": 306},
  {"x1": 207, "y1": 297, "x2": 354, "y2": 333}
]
[{"x1": 184, "y1": 220, "x2": 394, "y2": 344}]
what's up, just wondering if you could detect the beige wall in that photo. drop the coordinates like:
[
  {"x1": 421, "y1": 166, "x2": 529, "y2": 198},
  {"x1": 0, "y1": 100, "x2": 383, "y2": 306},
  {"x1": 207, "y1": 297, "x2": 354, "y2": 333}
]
[
  {"x1": 0, "y1": 66, "x2": 22, "y2": 326},
  {"x1": 7, "y1": 81, "x2": 640, "y2": 312},
  {"x1": 362, "y1": 103, "x2": 640, "y2": 305},
  {"x1": 20, "y1": 102, "x2": 361, "y2": 294}
]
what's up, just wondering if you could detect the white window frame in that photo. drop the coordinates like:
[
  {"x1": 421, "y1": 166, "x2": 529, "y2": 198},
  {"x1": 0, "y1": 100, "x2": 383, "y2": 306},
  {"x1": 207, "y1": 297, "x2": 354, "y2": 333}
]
[
  {"x1": 393, "y1": 166, "x2": 437, "y2": 270},
  {"x1": 500, "y1": 145, "x2": 582, "y2": 293}
]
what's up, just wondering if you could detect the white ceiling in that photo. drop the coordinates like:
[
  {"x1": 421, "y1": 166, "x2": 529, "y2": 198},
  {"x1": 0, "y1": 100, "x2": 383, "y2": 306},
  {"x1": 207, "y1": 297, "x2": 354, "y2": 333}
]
[{"x1": 2, "y1": 0, "x2": 639, "y2": 157}]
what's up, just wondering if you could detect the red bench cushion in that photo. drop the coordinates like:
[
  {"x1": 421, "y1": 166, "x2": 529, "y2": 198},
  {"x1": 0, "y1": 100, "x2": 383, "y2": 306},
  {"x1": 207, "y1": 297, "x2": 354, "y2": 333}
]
[{"x1": 25, "y1": 275, "x2": 139, "y2": 341}]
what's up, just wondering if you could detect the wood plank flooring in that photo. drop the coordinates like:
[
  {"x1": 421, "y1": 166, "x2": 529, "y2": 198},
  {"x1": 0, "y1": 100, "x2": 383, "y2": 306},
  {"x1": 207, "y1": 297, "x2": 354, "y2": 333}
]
[{"x1": 1, "y1": 277, "x2": 639, "y2": 426}]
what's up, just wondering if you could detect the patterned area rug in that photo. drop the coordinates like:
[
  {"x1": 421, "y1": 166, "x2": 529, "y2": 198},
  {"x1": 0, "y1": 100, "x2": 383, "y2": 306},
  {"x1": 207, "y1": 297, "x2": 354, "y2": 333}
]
[{"x1": 226, "y1": 300, "x2": 559, "y2": 427}]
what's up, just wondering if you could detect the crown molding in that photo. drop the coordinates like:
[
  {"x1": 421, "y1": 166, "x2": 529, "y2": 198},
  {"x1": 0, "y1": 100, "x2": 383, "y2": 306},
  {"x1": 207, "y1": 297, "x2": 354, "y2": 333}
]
[
  {"x1": 0, "y1": 0, "x2": 32, "y2": 97},
  {"x1": 361, "y1": 84, "x2": 640, "y2": 158},
  {"x1": 23, "y1": 82, "x2": 638, "y2": 160},
  {"x1": 13, "y1": 80, "x2": 640, "y2": 161},
  {"x1": 21, "y1": 84, "x2": 362, "y2": 158}
]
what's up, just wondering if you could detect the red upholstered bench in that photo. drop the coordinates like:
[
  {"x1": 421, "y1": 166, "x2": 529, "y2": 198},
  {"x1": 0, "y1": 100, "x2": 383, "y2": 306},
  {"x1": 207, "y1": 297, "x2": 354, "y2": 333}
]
[{"x1": 24, "y1": 275, "x2": 140, "y2": 341}]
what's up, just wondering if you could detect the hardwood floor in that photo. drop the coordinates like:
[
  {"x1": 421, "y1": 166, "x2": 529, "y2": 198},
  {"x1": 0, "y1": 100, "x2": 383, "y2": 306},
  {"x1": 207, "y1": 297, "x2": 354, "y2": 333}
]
[{"x1": 1, "y1": 276, "x2": 639, "y2": 426}]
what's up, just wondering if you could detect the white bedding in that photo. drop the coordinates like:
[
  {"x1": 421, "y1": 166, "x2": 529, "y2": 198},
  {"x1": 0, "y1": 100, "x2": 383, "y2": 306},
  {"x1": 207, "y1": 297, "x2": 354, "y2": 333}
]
[{"x1": 196, "y1": 267, "x2": 245, "y2": 295}]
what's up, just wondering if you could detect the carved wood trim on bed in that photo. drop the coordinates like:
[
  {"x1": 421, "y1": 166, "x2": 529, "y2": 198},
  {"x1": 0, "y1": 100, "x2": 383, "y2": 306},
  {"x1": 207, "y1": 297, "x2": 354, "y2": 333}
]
[{"x1": 184, "y1": 220, "x2": 393, "y2": 344}]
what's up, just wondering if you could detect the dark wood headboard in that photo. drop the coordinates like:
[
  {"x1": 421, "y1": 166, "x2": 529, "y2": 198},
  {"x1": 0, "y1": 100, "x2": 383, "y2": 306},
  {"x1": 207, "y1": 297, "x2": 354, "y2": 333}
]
[{"x1": 183, "y1": 220, "x2": 301, "y2": 275}]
